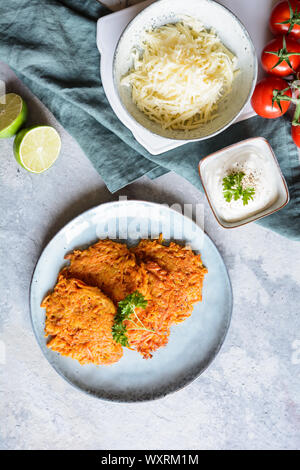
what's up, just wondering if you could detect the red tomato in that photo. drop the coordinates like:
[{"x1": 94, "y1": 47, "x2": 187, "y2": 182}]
[
  {"x1": 270, "y1": 1, "x2": 300, "y2": 40},
  {"x1": 261, "y1": 36, "x2": 300, "y2": 76},
  {"x1": 251, "y1": 77, "x2": 292, "y2": 118},
  {"x1": 292, "y1": 122, "x2": 300, "y2": 146}
]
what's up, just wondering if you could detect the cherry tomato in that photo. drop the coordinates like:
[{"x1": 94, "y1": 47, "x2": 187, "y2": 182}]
[
  {"x1": 270, "y1": 1, "x2": 300, "y2": 40},
  {"x1": 261, "y1": 36, "x2": 300, "y2": 76},
  {"x1": 251, "y1": 77, "x2": 292, "y2": 118},
  {"x1": 292, "y1": 122, "x2": 300, "y2": 146}
]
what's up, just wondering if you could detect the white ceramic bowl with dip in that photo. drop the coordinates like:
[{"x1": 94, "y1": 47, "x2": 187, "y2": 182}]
[
  {"x1": 199, "y1": 137, "x2": 289, "y2": 229},
  {"x1": 113, "y1": 0, "x2": 257, "y2": 142}
]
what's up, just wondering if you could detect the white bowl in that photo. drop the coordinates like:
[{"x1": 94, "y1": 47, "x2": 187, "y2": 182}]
[
  {"x1": 199, "y1": 137, "x2": 290, "y2": 228},
  {"x1": 113, "y1": 0, "x2": 257, "y2": 142}
]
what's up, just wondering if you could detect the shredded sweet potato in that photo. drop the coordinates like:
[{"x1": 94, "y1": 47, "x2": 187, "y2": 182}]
[
  {"x1": 64, "y1": 239, "x2": 148, "y2": 303},
  {"x1": 42, "y1": 236, "x2": 207, "y2": 363},
  {"x1": 42, "y1": 276, "x2": 123, "y2": 365},
  {"x1": 132, "y1": 235, "x2": 208, "y2": 323}
]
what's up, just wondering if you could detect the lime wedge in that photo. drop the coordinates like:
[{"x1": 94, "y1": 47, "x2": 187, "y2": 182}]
[
  {"x1": 0, "y1": 93, "x2": 27, "y2": 138},
  {"x1": 13, "y1": 126, "x2": 61, "y2": 173}
]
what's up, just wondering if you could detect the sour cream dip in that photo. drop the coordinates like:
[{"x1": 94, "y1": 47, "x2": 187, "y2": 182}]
[{"x1": 199, "y1": 138, "x2": 289, "y2": 227}]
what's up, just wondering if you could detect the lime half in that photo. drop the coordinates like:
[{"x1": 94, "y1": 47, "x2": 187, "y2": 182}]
[
  {"x1": 13, "y1": 126, "x2": 61, "y2": 173},
  {"x1": 0, "y1": 93, "x2": 27, "y2": 138}
]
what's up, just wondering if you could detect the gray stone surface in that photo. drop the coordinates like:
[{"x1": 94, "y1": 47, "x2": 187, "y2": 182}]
[{"x1": 0, "y1": 61, "x2": 300, "y2": 450}]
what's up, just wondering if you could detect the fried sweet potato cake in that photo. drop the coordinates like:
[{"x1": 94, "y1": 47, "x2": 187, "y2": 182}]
[
  {"x1": 132, "y1": 236, "x2": 207, "y2": 323},
  {"x1": 125, "y1": 260, "x2": 195, "y2": 359},
  {"x1": 64, "y1": 239, "x2": 148, "y2": 303},
  {"x1": 49, "y1": 237, "x2": 207, "y2": 362},
  {"x1": 125, "y1": 261, "x2": 173, "y2": 358},
  {"x1": 63, "y1": 240, "x2": 181, "y2": 359},
  {"x1": 42, "y1": 275, "x2": 123, "y2": 365}
]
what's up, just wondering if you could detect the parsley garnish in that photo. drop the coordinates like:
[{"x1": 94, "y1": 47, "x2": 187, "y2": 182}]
[
  {"x1": 222, "y1": 172, "x2": 255, "y2": 206},
  {"x1": 112, "y1": 291, "x2": 149, "y2": 347}
]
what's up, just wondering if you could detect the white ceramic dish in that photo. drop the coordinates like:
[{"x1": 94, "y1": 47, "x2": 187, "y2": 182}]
[
  {"x1": 97, "y1": 0, "x2": 274, "y2": 155},
  {"x1": 113, "y1": 0, "x2": 257, "y2": 141},
  {"x1": 199, "y1": 137, "x2": 290, "y2": 229},
  {"x1": 30, "y1": 201, "x2": 232, "y2": 402},
  {"x1": 98, "y1": 1, "x2": 180, "y2": 155}
]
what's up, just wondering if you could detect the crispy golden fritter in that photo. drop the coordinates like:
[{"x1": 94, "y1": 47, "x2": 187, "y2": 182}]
[
  {"x1": 132, "y1": 236, "x2": 207, "y2": 322},
  {"x1": 125, "y1": 260, "x2": 193, "y2": 358},
  {"x1": 64, "y1": 239, "x2": 148, "y2": 303},
  {"x1": 44, "y1": 237, "x2": 207, "y2": 363},
  {"x1": 42, "y1": 276, "x2": 123, "y2": 365}
]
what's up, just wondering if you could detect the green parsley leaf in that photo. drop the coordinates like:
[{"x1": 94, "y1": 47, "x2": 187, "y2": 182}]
[
  {"x1": 242, "y1": 187, "x2": 255, "y2": 206},
  {"x1": 222, "y1": 172, "x2": 255, "y2": 206},
  {"x1": 112, "y1": 291, "x2": 148, "y2": 346},
  {"x1": 111, "y1": 321, "x2": 129, "y2": 347}
]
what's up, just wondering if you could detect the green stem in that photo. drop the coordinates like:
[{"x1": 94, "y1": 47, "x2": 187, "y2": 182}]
[
  {"x1": 127, "y1": 316, "x2": 156, "y2": 335},
  {"x1": 276, "y1": 1, "x2": 300, "y2": 35},
  {"x1": 276, "y1": 95, "x2": 299, "y2": 105},
  {"x1": 293, "y1": 100, "x2": 300, "y2": 124},
  {"x1": 132, "y1": 308, "x2": 146, "y2": 328},
  {"x1": 265, "y1": 52, "x2": 300, "y2": 56},
  {"x1": 127, "y1": 327, "x2": 156, "y2": 334},
  {"x1": 265, "y1": 36, "x2": 300, "y2": 72}
]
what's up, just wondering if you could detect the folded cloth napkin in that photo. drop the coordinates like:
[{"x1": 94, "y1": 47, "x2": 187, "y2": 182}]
[{"x1": 0, "y1": 0, "x2": 299, "y2": 239}]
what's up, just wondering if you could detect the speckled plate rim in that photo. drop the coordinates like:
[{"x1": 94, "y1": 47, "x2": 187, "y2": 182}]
[{"x1": 29, "y1": 201, "x2": 233, "y2": 403}]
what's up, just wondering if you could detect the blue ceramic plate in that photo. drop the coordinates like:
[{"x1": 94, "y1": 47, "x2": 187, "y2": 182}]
[{"x1": 30, "y1": 201, "x2": 232, "y2": 402}]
